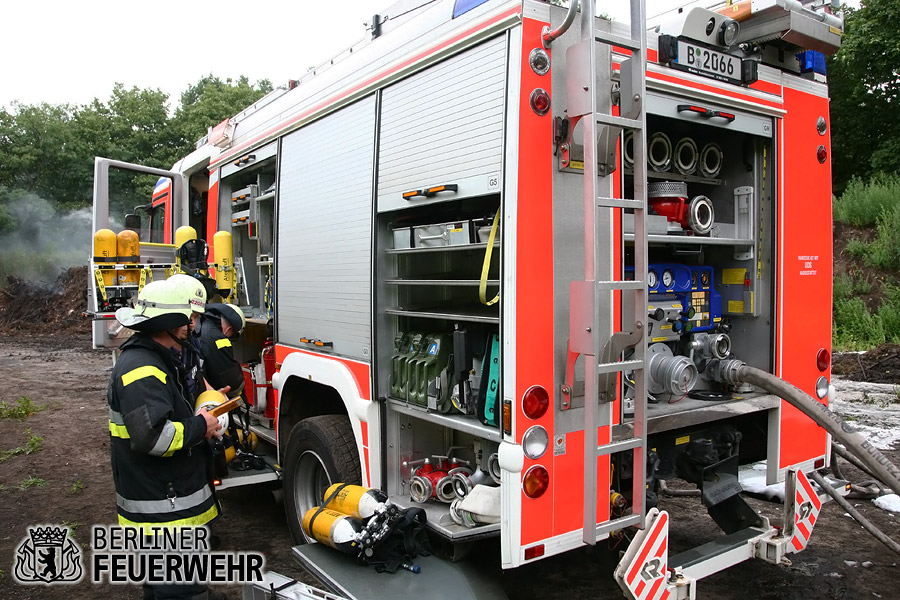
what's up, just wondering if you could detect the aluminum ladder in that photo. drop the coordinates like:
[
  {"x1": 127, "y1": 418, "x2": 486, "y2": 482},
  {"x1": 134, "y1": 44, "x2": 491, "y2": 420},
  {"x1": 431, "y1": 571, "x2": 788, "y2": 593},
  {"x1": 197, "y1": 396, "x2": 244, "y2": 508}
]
[{"x1": 564, "y1": 0, "x2": 650, "y2": 545}]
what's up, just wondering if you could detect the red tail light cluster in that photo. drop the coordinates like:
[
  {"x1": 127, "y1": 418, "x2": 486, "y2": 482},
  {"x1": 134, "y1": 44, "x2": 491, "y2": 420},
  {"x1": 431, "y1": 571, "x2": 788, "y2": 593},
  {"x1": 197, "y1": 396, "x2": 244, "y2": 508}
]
[
  {"x1": 816, "y1": 348, "x2": 830, "y2": 372},
  {"x1": 522, "y1": 385, "x2": 549, "y2": 419}
]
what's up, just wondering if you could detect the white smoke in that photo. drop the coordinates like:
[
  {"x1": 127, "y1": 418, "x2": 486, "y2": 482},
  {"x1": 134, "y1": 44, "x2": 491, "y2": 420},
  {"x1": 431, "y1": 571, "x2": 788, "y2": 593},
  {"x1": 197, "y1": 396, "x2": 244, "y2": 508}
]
[{"x1": 0, "y1": 192, "x2": 109, "y2": 285}]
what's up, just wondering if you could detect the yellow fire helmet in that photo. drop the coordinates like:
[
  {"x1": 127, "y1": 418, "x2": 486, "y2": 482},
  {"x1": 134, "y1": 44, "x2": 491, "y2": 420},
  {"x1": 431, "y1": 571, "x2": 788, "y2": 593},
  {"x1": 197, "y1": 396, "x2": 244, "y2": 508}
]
[{"x1": 115, "y1": 274, "x2": 207, "y2": 333}]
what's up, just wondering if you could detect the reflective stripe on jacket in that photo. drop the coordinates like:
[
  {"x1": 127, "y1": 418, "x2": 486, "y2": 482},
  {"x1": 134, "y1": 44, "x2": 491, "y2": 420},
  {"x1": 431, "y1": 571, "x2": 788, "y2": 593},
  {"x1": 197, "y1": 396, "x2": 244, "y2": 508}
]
[{"x1": 107, "y1": 334, "x2": 218, "y2": 530}]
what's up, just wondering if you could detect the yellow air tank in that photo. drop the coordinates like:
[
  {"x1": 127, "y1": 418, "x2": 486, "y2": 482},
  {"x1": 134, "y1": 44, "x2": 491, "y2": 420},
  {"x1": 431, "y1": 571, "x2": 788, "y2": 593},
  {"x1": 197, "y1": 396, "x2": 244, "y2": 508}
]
[
  {"x1": 93, "y1": 228, "x2": 117, "y2": 286},
  {"x1": 116, "y1": 230, "x2": 140, "y2": 286},
  {"x1": 301, "y1": 507, "x2": 363, "y2": 553},
  {"x1": 213, "y1": 230, "x2": 234, "y2": 299},
  {"x1": 323, "y1": 484, "x2": 388, "y2": 520},
  {"x1": 175, "y1": 226, "x2": 198, "y2": 273}
]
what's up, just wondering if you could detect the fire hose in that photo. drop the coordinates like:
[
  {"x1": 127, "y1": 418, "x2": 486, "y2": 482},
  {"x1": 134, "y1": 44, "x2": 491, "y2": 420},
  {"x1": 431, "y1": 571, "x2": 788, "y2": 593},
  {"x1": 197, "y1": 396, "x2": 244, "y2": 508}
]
[{"x1": 709, "y1": 359, "x2": 900, "y2": 555}]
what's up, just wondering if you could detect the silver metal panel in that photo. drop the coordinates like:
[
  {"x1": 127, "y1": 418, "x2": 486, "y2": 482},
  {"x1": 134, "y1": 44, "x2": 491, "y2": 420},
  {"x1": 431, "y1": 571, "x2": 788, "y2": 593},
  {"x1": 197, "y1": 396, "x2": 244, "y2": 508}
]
[
  {"x1": 277, "y1": 96, "x2": 376, "y2": 360},
  {"x1": 377, "y1": 36, "x2": 506, "y2": 212},
  {"x1": 293, "y1": 543, "x2": 508, "y2": 600},
  {"x1": 220, "y1": 142, "x2": 277, "y2": 179},
  {"x1": 647, "y1": 92, "x2": 774, "y2": 138}
]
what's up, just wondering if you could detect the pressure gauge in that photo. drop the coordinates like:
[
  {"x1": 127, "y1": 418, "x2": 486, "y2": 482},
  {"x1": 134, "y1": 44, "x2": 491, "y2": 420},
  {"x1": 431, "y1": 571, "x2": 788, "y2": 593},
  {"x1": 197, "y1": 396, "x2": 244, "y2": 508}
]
[
  {"x1": 648, "y1": 270, "x2": 658, "y2": 289},
  {"x1": 662, "y1": 269, "x2": 675, "y2": 289},
  {"x1": 700, "y1": 271, "x2": 711, "y2": 287}
]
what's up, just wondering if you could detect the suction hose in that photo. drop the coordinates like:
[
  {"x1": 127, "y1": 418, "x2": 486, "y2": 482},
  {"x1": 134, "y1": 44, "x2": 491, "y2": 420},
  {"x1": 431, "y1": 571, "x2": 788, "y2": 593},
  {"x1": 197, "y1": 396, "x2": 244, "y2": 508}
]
[
  {"x1": 809, "y1": 470, "x2": 900, "y2": 556},
  {"x1": 711, "y1": 360, "x2": 900, "y2": 496}
]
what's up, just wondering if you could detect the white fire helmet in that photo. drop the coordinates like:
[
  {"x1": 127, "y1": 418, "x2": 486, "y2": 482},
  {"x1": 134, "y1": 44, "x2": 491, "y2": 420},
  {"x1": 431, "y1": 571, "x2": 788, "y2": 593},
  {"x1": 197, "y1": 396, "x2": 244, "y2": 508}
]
[{"x1": 116, "y1": 274, "x2": 207, "y2": 333}]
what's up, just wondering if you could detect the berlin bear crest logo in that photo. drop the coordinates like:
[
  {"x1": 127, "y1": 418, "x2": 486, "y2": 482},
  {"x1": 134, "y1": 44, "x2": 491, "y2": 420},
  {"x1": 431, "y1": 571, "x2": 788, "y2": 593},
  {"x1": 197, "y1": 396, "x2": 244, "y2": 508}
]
[{"x1": 14, "y1": 525, "x2": 83, "y2": 584}]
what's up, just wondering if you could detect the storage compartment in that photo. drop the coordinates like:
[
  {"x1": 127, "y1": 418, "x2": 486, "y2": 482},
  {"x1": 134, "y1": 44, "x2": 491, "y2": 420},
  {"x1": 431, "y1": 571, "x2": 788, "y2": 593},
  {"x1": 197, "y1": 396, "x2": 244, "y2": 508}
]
[
  {"x1": 218, "y1": 148, "x2": 277, "y2": 318},
  {"x1": 377, "y1": 36, "x2": 507, "y2": 213},
  {"x1": 375, "y1": 194, "x2": 503, "y2": 540},
  {"x1": 617, "y1": 93, "x2": 776, "y2": 421}
]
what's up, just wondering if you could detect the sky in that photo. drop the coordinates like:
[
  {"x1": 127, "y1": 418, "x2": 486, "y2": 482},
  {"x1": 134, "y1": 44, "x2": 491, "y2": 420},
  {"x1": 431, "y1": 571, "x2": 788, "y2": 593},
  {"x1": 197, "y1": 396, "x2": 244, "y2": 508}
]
[{"x1": 1, "y1": 0, "x2": 856, "y2": 111}]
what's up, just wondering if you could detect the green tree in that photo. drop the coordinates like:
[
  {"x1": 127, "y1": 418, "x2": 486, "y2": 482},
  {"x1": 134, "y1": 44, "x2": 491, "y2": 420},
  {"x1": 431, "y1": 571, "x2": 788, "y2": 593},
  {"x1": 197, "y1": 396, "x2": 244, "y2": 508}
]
[
  {"x1": 170, "y1": 75, "x2": 272, "y2": 151},
  {"x1": 827, "y1": 0, "x2": 900, "y2": 195},
  {"x1": 0, "y1": 102, "x2": 81, "y2": 207}
]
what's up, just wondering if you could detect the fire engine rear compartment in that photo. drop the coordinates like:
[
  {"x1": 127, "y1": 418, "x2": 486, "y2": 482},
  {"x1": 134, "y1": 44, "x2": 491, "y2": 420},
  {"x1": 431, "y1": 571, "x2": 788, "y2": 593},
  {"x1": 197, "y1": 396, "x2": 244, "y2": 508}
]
[{"x1": 262, "y1": 5, "x2": 810, "y2": 563}]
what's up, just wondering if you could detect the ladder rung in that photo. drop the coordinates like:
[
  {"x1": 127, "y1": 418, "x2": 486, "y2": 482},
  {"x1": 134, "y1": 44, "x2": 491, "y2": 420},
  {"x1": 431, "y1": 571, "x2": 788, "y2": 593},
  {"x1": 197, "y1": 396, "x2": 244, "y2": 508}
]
[
  {"x1": 596, "y1": 359, "x2": 642, "y2": 375},
  {"x1": 596, "y1": 114, "x2": 643, "y2": 130},
  {"x1": 597, "y1": 197, "x2": 643, "y2": 210},
  {"x1": 591, "y1": 513, "x2": 643, "y2": 540},
  {"x1": 596, "y1": 437, "x2": 643, "y2": 457},
  {"x1": 595, "y1": 31, "x2": 642, "y2": 52},
  {"x1": 597, "y1": 280, "x2": 644, "y2": 290}
]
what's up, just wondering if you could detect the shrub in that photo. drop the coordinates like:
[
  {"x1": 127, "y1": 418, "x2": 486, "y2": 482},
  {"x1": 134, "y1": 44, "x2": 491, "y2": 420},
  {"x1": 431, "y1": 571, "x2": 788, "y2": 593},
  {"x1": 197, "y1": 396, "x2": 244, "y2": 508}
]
[
  {"x1": 833, "y1": 297, "x2": 884, "y2": 351},
  {"x1": 844, "y1": 239, "x2": 870, "y2": 260},
  {"x1": 834, "y1": 174, "x2": 900, "y2": 227},
  {"x1": 834, "y1": 272, "x2": 873, "y2": 301},
  {"x1": 866, "y1": 203, "x2": 900, "y2": 271},
  {"x1": 879, "y1": 284, "x2": 900, "y2": 343}
]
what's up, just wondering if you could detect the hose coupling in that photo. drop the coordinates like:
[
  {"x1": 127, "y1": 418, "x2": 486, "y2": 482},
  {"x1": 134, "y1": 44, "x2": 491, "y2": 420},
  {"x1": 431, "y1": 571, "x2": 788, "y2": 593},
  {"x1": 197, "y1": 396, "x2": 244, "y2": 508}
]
[{"x1": 706, "y1": 358, "x2": 745, "y2": 386}]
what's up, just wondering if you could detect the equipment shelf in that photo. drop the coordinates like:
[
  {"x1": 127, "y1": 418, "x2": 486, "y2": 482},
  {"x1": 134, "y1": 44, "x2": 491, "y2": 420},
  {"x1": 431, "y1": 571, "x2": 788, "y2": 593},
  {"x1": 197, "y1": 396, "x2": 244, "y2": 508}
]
[
  {"x1": 385, "y1": 278, "x2": 499, "y2": 286},
  {"x1": 385, "y1": 306, "x2": 499, "y2": 324},
  {"x1": 387, "y1": 397, "x2": 501, "y2": 442},
  {"x1": 385, "y1": 241, "x2": 499, "y2": 255},
  {"x1": 624, "y1": 234, "x2": 754, "y2": 246},
  {"x1": 388, "y1": 494, "x2": 500, "y2": 541}
]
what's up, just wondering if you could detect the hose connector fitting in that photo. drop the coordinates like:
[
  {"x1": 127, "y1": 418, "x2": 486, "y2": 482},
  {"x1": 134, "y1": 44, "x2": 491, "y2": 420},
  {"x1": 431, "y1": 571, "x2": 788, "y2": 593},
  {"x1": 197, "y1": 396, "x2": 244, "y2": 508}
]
[{"x1": 706, "y1": 358, "x2": 746, "y2": 386}]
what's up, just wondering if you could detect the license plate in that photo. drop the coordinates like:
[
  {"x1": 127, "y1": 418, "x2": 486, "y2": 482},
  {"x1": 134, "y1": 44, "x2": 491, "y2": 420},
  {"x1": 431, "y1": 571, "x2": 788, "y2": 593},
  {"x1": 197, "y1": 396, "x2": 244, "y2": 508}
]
[{"x1": 675, "y1": 40, "x2": 743, "y2": 85}]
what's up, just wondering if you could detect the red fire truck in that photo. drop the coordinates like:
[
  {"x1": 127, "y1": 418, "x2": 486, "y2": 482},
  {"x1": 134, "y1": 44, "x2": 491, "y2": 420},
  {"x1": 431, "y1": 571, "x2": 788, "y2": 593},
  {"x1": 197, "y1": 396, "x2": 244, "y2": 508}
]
[{"x1": 88, "y1": 0, "x2": 846, "y2": 597}]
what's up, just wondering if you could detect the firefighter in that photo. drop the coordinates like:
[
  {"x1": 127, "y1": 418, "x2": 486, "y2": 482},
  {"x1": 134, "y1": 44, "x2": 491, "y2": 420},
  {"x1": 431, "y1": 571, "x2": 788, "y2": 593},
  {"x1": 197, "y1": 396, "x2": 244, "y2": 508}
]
[
  {"x1": 109, "y1": 276, "x2": 227, "y2": 600},
  {"x1": 195, "y1": 303, "x2": 246, "y2": 398}
]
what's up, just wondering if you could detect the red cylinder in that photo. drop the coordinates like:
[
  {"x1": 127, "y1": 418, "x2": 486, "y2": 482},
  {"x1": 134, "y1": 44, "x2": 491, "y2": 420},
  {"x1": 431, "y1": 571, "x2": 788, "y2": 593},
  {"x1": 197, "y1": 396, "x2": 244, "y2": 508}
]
[{"x1": 262, "y1": 342, "x2": 278, "y2": 420}]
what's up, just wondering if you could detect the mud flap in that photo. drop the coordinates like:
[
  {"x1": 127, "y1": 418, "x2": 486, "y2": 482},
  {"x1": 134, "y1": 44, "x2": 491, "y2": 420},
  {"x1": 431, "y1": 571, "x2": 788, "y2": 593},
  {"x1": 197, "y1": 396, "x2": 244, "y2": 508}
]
[
  {"x1": 615, "y1": 508, "x2": 677, "y2": 600},
  {"x1": 783, "y1": 468, "x2": 821, "y2": 552}
]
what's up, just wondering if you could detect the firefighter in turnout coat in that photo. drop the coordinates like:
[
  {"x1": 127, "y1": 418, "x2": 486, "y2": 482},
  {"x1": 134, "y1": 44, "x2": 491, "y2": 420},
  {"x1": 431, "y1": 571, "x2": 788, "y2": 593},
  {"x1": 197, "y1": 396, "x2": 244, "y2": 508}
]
[
  {"x1": 195, "y1": 303, "x2": 246, "y2": 398},
  {"x1": 108, "y1": 274, "x2": 225, "y2": 599}
]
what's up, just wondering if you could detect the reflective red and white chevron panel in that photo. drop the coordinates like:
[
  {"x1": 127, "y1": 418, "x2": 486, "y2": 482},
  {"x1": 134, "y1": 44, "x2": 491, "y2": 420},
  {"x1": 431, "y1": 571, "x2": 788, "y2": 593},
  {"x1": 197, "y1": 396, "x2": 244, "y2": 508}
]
[
  {"x1": 624, "y1": 510, "x2": 672, "y2": 600},
  {"x1": 790, "y1": 469, "x2": 822, "y2": 551}
]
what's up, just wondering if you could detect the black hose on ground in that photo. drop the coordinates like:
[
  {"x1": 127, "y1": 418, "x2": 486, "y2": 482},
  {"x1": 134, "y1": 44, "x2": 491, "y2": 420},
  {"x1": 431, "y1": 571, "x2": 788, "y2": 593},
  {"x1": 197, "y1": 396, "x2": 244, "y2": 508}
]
[
  {"x1": 832, "y1": 442, "x2": 881, "y2": 482},
  {"x1": 716, "y1": 362, "x2": 900, "y2": 496},
  {"x1": 832, "y1": 443, "x2": 888, "y2": 499},
  {"x1": 809, "y1": 470, "x2": 900, "y2": 556}
]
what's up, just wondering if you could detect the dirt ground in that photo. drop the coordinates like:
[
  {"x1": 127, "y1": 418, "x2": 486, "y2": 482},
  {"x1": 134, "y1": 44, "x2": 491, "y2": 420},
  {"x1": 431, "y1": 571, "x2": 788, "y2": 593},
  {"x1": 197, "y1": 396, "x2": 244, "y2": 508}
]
[{"x1": 0, "y1": 270, "x2": 898, "y2": 599}]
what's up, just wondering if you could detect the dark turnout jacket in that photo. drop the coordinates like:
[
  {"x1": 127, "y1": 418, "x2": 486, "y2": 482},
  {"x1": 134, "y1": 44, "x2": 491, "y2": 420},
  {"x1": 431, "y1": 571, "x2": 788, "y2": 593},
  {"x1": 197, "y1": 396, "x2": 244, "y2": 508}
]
[
  {"x1": 196, "y1": 315, "x2": 245, "y2": 397},
  {"x1": 107, "y1": 334, "x2": 219, "y2": 530}
]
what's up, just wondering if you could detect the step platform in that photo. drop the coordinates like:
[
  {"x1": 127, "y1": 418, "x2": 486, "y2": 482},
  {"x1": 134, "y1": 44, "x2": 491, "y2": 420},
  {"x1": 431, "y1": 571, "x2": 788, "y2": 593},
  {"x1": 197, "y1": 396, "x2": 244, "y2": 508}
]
[{"x1": 292, "y1": 542, "x2": 508, "y2": 600}]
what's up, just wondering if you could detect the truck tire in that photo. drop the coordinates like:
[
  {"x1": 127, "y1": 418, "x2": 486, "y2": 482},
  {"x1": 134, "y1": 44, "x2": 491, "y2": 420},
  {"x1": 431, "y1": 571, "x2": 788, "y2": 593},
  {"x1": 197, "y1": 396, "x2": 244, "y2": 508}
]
[{"x1": 283, "y1": 414, "x2": 361, "y2": 544}]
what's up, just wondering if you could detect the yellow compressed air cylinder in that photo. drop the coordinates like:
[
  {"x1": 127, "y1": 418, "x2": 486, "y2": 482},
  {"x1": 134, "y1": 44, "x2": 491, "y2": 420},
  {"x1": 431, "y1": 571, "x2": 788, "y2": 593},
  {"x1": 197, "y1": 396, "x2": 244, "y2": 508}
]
[
  {"x1": 301, "y1": 508, "x2": 363, "y2": 553},
  {"x1": 93, "y1": 228, "x2": 117, "y2": 286},
  {"x1": 116, "y1": 230, "x2": 140, "y2": 285},
  {"x1": 175, "y1": 226, "x2": 198, "y2": 273},
  {"x1": 213, "y1": 230, "x2": 234, "y2": 298},
  {"x1": 322, "y1": 484, "x2": 388, "y2": 520}
]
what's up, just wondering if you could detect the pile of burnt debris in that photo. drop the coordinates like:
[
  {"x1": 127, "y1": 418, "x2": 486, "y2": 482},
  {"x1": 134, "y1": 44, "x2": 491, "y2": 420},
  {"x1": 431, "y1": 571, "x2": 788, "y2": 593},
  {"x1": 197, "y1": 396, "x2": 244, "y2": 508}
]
[{"x1": 0, "y1": 266, "x2": 90, "y2": 334}]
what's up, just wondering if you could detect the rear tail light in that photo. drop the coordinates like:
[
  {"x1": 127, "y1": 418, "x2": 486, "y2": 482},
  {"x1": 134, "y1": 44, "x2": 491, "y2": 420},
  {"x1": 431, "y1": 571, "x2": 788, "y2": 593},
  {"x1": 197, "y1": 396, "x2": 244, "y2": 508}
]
[
  {"x1": 816, "y1": 348, "x2": 830, "y2": 372},
  {"x1": 530, "y1": 88, "x2": 551, "y2": 116},
  {"x1": 523, "y1": 465, "x2": 549, "y2": 499},
  {"x1": 522, "y1": 385, "x2": 549, "y2": 419},
  {"x1": 817, "y1": 145, "x2": 827, "y2": 164},
  {"x1": 524, "y1": 544, "x2": 545, "y2": 560}
]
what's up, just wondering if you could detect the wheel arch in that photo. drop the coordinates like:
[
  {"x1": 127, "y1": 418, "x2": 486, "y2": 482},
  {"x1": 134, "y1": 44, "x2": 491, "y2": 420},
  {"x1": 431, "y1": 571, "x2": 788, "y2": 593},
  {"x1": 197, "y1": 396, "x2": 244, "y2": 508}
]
[{"x1": 274, "y1": 350, "x2": 376, "y2": 486}]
